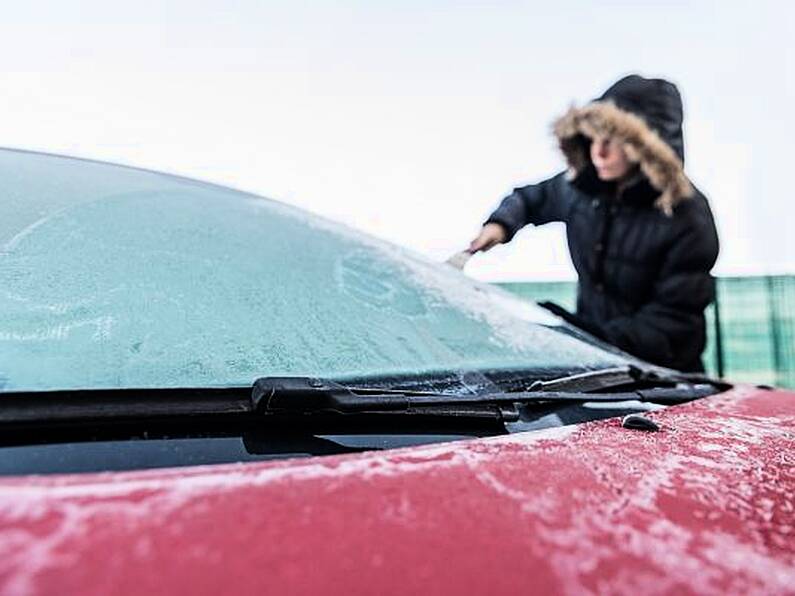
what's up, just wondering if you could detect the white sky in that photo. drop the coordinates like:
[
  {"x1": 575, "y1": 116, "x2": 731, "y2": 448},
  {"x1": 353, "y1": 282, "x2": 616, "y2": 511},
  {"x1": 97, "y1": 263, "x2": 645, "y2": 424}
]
[{"x1": 1, "y1": 0, "x2": 792, "y2": 281}]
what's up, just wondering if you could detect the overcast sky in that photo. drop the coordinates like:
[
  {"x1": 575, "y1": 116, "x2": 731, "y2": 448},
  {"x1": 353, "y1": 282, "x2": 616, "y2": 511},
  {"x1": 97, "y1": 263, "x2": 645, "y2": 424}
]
[{"x1": 1, "y1": 0, "x2": 792, "y2": 281}]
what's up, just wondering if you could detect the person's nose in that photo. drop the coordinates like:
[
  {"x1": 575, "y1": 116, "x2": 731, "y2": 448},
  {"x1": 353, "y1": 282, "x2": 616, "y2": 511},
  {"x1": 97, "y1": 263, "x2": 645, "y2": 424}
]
[{"x1": 595, "y1": 139, "x2": 609, "y2": 159}]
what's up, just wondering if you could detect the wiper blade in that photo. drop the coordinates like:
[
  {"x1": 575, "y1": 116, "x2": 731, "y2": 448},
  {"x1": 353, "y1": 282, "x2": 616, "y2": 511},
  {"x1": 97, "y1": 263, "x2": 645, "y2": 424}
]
[{"x1": 0, "y1": 387, "x2": 251, "y2": 424}]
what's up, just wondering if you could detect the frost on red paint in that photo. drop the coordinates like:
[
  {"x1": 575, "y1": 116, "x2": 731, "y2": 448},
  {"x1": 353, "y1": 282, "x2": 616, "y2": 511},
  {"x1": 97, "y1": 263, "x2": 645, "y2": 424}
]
[{"x1": 0, "y1": 387, "x2": 793, "y2": 596}]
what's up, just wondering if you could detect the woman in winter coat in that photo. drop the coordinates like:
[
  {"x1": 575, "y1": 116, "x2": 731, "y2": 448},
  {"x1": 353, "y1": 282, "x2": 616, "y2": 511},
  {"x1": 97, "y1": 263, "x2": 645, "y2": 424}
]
[{"x1": 470, "y1": 74, "x2": 719, "y2": 372}]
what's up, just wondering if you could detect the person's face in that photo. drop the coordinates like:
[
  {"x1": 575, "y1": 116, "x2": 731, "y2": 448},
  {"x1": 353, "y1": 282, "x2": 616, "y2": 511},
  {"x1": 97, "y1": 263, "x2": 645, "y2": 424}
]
[{"x1": 590, "y1": 136, "x2": 632, "y2": 181}]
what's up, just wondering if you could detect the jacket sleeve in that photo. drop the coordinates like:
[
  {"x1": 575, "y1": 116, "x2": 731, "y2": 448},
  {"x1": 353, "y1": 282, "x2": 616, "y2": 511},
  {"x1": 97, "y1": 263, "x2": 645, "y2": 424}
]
[
  {"x1": 596, "y1": 209, "x2": 720, "y2": 367},
  {"x1": 485, "y1": 172, "x2": 573, "y2": 241}
]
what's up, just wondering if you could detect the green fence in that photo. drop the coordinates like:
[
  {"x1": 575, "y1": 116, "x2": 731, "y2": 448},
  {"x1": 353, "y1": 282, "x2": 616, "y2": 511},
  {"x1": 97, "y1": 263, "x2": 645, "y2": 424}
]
[{"x1": 498, "y1": 276, "x2": 795, "y2": 388}]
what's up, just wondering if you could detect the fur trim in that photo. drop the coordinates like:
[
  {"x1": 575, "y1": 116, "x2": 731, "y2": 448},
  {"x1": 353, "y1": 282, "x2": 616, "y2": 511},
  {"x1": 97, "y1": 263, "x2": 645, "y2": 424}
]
[{"x1": 553, "y1": 101, "x2": 692, "y2": 215}]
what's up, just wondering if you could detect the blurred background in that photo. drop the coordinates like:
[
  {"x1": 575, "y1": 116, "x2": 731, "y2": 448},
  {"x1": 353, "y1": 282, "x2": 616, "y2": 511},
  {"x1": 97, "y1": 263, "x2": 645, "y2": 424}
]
[{"x1": 1, "y1": 1, "x2": 793, "y2": 384}]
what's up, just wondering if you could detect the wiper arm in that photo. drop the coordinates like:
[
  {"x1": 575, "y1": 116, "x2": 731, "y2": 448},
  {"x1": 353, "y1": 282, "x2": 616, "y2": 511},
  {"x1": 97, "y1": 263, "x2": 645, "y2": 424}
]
[
  {"x1": 525, "y1": 366, "x2": 647, "y2": 392},
  {"x1": 252, "y1": 376, "x2": 718, "y2": 420},
  {"x1": 521, "y1": 364, "x2": 728, "y2": 393}
]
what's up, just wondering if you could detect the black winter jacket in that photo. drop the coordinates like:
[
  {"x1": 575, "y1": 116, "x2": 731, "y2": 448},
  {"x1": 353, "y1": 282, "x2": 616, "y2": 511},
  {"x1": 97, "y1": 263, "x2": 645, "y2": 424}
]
[{"x1": 487, "y1": 75, "x2": 719, "y2": 372}]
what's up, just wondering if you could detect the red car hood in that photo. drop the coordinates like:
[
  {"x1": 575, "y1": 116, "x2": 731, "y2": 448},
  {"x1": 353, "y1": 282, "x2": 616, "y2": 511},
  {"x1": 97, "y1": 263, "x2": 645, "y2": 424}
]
[{"x1": 0, "y1": 386, "x2": 793, "y2": 595}]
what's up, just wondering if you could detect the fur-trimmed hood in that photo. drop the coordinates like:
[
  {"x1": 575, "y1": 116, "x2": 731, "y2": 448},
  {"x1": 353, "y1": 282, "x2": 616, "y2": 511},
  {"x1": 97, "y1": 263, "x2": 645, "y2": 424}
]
[{"x1": 552, "y1": 75, "x2": 693, "y2": 215}]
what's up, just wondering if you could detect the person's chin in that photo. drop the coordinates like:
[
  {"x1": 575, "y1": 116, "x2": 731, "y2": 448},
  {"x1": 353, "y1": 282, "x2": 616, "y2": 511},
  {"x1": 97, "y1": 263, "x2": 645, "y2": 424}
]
[{"x1": 595, "y1": 168, "x2": 619, "y2": 181}]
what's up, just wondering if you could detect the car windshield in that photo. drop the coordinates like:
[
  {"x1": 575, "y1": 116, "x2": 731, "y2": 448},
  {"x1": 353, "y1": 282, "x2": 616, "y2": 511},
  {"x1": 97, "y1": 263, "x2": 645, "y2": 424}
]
[{"x1": 0, "y1": 149, "x2": 629, "y2": 394}]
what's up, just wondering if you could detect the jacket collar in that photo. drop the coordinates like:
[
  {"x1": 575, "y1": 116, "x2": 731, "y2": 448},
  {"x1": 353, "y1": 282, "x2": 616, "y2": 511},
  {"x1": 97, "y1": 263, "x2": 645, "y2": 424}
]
[{"x1": 571, "y1": 164, "x2": 660, "y2": 208}]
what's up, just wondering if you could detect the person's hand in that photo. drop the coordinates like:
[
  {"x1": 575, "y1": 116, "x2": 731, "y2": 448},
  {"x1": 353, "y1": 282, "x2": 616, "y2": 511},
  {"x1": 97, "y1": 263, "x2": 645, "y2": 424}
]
[{"x1": 469, "y1": 223, "x2": 507, "y2": 253}]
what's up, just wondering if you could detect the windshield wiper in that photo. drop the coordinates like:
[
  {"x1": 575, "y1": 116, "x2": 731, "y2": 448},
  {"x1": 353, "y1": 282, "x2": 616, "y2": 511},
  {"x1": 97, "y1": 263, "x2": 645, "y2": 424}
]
[{"x1": 0, "y1": 366, "x2": 724, "y2": 427}]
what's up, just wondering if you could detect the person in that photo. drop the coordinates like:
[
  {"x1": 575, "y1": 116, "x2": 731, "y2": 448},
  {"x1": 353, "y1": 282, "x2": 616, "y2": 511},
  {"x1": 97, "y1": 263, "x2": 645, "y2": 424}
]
[{"x1": 470, "y1": 74, "x2": 719, "y2": 372}]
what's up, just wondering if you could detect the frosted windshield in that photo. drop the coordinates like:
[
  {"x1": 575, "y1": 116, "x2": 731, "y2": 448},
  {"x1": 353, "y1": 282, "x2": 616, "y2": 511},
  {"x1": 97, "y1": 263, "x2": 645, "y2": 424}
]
[{"x1": 0, "y1": 149, "x2": 626, "y2": 392}]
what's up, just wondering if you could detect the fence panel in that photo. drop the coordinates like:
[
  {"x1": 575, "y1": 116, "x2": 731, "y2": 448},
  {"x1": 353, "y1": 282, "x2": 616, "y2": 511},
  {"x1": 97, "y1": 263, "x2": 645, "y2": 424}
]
[{"x1": 498, "y1": 275, "x2": 795, "y2": 388}]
